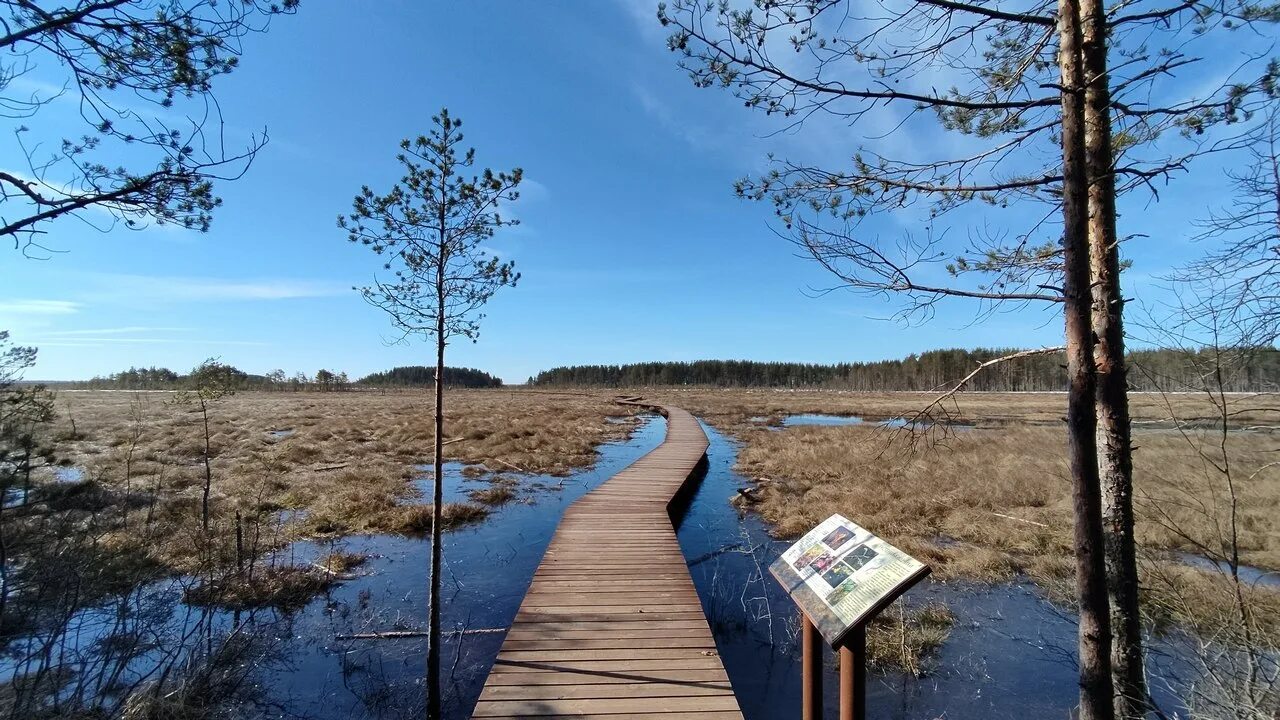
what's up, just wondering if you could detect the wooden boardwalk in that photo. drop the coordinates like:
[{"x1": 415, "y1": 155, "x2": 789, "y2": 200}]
[{"x1": 471, "y1": 404, "x2": 743, "y2": 719}]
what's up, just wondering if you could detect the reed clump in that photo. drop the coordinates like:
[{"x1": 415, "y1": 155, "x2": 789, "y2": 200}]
[
  {"x1": 468, "y1": 475, "x2": 519, "y2": 506},
  {"x1": 320, "y1": 550, "x2": 368, "y2": 576},
  {"x1": 184, "y1": 565, "x2": 333, "y2": 610},
  {"x1": 395, "y1": 502, "x2": 490, "y2": 534},
  {"x1": 866, "y1": 603, "x2": 956, "y2": 676}
]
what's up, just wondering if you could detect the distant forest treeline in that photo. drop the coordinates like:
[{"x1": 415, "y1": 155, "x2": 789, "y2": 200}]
[
  {"x1": 529, "y1": 347, "x2": 1280, "y2": 392},
  {"x1": 357, "y1": 366, "x2": 502, "y2": 388},
  {"x1": 67, "y1": 364, "x2": 503, "y2": 390}
]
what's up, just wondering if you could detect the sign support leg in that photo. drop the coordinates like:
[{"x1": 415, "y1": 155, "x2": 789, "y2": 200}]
[
  {"x1": 839, "y1": 624, "x2": 866, "y2": 720},
  {"x1": 802, "y1": 613, "x2": 822, "y2": 720}
]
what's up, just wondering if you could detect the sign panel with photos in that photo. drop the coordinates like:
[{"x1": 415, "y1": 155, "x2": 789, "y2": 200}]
[{"x1": 768, "y1": 514, "x2": 931, "y2": 647}]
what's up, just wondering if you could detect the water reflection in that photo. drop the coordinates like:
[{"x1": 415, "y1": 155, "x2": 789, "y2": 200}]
[
  {"x1": 758, "y1": 414, "x2": 974, "y2": 431},
  {"x1": 259, "y1": 413, "x2": 667, "y2": 718},
  {"x1": 782, "y1": 413, "x2": 865, "y2": 427}
]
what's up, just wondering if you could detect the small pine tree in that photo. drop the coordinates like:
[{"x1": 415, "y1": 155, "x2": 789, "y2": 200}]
[{"x1": 339, "y1": 108, "x2": 521, "y2": 720}]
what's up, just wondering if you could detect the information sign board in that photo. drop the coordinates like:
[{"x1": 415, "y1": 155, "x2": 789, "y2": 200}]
[{"x1": 769, "y1": 514, "x2": 930, "y2": 647}]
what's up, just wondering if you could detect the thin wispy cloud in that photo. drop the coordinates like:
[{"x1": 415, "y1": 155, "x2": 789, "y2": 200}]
[
  {"x1": 85, "y1": 274, "x2": 348, "y2": 302},
  {"x1": 6, "y1": 75, "x2": 70, "y2": 102},
  {"x1": 24, "y1": 324, "x2": 266, "y2": 350},
  {"x1": 38, "y1": 326, "x2": 190, "y2": 337},
  {"x1": 632, "y1": 85, "x2": 729, "y2": 156},
  {"x1": 31, "y1": 338, "x2": 269, "y2": 348},
  {"x1": 518, "y1": 178, "x2": 550, "y2": 203},
  {"x1": 615, "y1": 0, "x2": 666, "y2": 41},
  {"x1": 0, "y1": 299, "x2": 81, "y2": 316}
]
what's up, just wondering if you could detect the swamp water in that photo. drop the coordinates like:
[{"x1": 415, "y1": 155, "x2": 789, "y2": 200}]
[
  {"x1": 256, "y1": 414, "x2": 670, "y2": 718},
  {"x1": 1, "y1": 417, "x2": 665, "y2": 719},
  {"x1": 6, "y1": 414, "x2": 1206, "y2": 718},
  {"x1": 680, "y1": 422, "x2": 1193, "y2": 720},
  {"x1": 765, "y1": 413, "x2": 974, "y2": 431}
]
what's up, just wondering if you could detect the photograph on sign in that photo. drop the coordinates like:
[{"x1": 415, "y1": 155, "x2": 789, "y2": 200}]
[{"x1": 770, "y1": 514, "x2": 930, "y2": 646}]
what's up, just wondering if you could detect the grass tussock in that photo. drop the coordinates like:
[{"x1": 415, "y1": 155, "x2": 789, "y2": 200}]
[
  {"x1": 184, "y1": 565, "x2": 333, "y2": 610},
  {"x1": 866, "y1": 603, "x2": 956, "y2": 675},
  {"x1": 468, "y1": 485, "x2": 516, "y2": 506},
  {"x1": 319, "y1": 550, "x2": 368, "y2": 576},
  {"x1": 395, "y1": 502, "x2": 490, "y2": 534},
  {"x1": 468, "y1": 475, "x2": 519, "y2": 506},
  {"x1": 1141, "y1": 561, "x2": 1280, "y2": 640}
]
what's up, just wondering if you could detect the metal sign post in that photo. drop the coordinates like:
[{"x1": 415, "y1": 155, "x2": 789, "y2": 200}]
[
  {"x1": 801, "y1": 613, "x2": 823, "y2": 720},
  {"x1": 770, "y1": 514, "x2": 930, "y2": 720},
  {"x1": 838, "y1": 626, "x2": 866, "y2": 720}
]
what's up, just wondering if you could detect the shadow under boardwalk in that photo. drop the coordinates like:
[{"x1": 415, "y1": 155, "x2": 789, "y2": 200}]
[{"x1": 470, "y1": 404, "x2": 744, "y2": 719}]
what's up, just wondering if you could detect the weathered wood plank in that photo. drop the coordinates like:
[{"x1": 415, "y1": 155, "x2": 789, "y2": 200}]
[
  {"x1": 472, "y1": 695, "x2": 742, "y2": 717},
  {"x1": 483, "y1": 669, "x2": 731, "y2": 685},
  {"x1": 470, "y1": 404, "x2": 743, "y2": 718},
  {"x1": 478, "y1": 681, "x2": 734, "y2": 701}
]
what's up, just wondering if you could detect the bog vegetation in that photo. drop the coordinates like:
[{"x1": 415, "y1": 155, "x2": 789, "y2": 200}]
[
  {"x1": 0, "y1": 368, "x2": 642, "y2": 718},
  {"x1": 3, "y1": 378, "x2": 1276, "y2": 717}
]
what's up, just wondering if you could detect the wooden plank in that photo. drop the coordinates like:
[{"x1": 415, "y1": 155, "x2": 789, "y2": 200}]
[
  {"x1": 471, "y1": 404, "x2": 743, "y2": 718},
  {"x1": 500, "y1": 638, "x2": 719, "y2": 651},
  {"x1": 511, "y1": 618, "x2": 712, "y2": 627},
  {"x1": 488, "y1": 658, "x2": 730, "y2": 674},
  {"x1": 478, "y1": 682, "x2": 734, "y2": 701},
  {"x1": 493, "y1": 648, "x2": 724, "y2": 662},
  {"x1": 476, "y1": 707, "x2": 747, "y2": 712},
  {"x1": 472, "y1": 695, "x2": 742, "y2": 717},
  {"x1": 483, "y1": 669, "x2": 732, "y2": 685},
  {"x1": 504, "y1": 618, "x2": 712, "y2": 629}
]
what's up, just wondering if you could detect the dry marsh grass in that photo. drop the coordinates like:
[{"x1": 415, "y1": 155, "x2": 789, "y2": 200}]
[
  {"x1": 647, "y1": 387, "x2": 1279, "y2": 430},
  {"x1": 665, "y1": 387, "x2": 1280, "y2": 642},
  {"x1": 394, "y1": 502, "x2": 491, "y2": 534},
  {"x1": 46, "y1": 389, "x2": 642, "y2": 574},
  {"x1": 734, "y1": 424, "x2": 1070, "y2": 582},
  {"x1": 43, "y1": 386, "x2": 1278, "y2": 642}
]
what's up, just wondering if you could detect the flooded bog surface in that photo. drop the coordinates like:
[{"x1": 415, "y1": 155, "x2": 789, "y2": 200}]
[
  {"x1": 678, "y1": 421, "x2": 1192, "y2": 719},
  {"x1": 262, "y1": 413, "x2": 667, "y2": 718},
  {"x1": 770, "y1": 413, "x2": 973, "y2": 432},
  {"x1": 781, "y1": 413, "x2": 865, "y2": 427},
  {"x1": 5, "y1": 412, "x2": 1231, "y2": 718},
  {"x1": 1, "y1": 414, "x2": 666, "y2": 720}
]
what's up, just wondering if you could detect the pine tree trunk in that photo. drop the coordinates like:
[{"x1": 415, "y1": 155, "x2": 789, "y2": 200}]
[
  {"x1": 1079, "y1": 0, "x2": 1147, "y2": 715},
  {"x1": 1058, "y1": 2, "x2": 1117, "y2": 718},
  {"x1": 426, "y1": 326, "x2": 445, "y2": 720},
  {"x1": 426, "y1": 190, "x2": 448, "y2": 720}
]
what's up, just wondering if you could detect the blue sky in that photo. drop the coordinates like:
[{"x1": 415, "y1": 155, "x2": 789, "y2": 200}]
[{"x1": 0, "y1": 1, "x2": 1265, "y2": 383}]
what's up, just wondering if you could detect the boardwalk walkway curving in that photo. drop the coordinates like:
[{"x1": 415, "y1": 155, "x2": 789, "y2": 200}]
[{"x1": 470, "y1": 403, "x2": 743, "y2": 719}]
